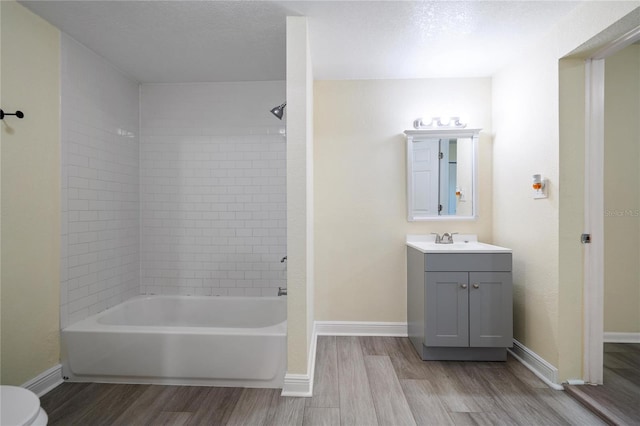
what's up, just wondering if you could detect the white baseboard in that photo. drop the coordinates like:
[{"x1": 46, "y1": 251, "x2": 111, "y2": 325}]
[
  {"x1": 315, "y1": 321, "x2": 408, "y2": 337},
  {"x1": 508, "y1": 340, "x2": 563, "y2": 390},
  {"x1": 21, "y1": 364, "x2": 63, "y2": 397},
  {"x1": 281, "y1": 373, "x2": 313, "y2": 397},
  {"x1": 604, "y1": 332, "x2": 640, "y2": 343},
  {"x1": 281, "y1": 325, "x2": 317, "y2": 397}
]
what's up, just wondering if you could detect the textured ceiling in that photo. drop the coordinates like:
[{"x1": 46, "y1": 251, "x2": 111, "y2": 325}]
[{"x1": 20, "y1": 1, "x2": 587, "y2": 83}]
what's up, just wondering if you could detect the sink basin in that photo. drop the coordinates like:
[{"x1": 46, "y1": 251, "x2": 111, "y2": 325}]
[{"x1": 406, "y1": 234, "x2": 512, "y2": 254}]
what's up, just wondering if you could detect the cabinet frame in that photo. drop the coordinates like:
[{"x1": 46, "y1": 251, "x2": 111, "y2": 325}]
[{"x1": 407, "y1": 246, "x2": 513, "y2": 361}]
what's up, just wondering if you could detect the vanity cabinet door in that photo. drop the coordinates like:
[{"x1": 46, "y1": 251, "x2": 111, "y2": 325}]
[
  {"x1": 425, "y1": 271, "x2": 469, "y2": 347},
  {"x1": 468, "y1": 272, "x2": 513, "y2": 348}
]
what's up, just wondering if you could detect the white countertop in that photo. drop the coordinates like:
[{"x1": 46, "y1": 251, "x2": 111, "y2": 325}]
[{"x1": 406, "y1": 234, "x2": 512, "y2": 254}]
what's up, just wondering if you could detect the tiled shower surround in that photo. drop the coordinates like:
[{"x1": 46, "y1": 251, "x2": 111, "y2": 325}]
[
  {"x1": 60, "y1": 34, "x2": 140, "y2": 327},
  {"x1": 61, "y1": 36, "x2": 287, "y2": 326},
  {"x1": 140, "y1": 83, "x2": 287, "y2": 296}
]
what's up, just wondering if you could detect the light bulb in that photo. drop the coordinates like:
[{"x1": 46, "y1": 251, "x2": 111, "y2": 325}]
[{"x1": 532, "y1": 174, "x2": 543, "y2": 190}]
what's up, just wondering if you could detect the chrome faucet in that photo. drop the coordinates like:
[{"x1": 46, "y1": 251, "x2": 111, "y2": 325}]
[
  {"x1": 278, "y1": 256, "x2": 287, "y2": 296},
  {"x1": 441, "y1": 232, "x2": 458, "y2": 244},
  {"x1": 433, "y1": 232, "x2": 458, "y2": 244}
]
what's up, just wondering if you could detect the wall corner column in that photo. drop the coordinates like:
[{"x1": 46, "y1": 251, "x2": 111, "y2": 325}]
[{"x1": 284, "y1": 15, "x2": 315, "y2": 393}]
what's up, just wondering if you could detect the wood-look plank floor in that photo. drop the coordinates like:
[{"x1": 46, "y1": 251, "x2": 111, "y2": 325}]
[
  {"x1": 565, "y1": 343, "x2": 640, "y2": 426},
  {"x1": 41, "y1": 337, "x2": 606, "y2": 425}
]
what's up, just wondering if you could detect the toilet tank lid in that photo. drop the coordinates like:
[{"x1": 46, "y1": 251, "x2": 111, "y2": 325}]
[{"x1": 0, "y1": 386, "x2": 41, "y2": 426}]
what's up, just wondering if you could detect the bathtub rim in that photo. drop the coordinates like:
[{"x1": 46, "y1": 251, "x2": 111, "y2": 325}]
[{"x1": 64, "y1": 294, "x2": 287, "y2": 335}]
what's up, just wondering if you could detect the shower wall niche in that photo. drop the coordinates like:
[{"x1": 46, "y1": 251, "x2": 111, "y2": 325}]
[{"x1": 140, "y1": 82, "x2": 287, "y2": 296}]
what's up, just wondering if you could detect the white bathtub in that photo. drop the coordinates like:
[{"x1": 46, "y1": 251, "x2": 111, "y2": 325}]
[{"x1": 62, "y1": 295, "x2": 287, "y2": 388}]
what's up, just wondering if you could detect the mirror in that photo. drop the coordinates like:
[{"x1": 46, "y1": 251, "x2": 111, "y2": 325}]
[{"x1": 404, "y1": 128, "x2": 480, "y2": 221}]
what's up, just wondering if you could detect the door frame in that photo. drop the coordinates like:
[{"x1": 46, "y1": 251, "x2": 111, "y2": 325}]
[{"x1": 583, "y1": 25, "x2": 640, "y2": 384}]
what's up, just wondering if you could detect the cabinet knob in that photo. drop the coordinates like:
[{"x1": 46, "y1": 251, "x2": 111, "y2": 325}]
[
  {"x1": 460, "y1": 284, "x2": 468, "y2": 289},
  {"x1": 473, "y1": 283, "x2": 479, "y2": 289}
]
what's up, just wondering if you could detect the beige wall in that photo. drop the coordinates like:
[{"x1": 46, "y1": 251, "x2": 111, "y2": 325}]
[
  {"x1": 603, "y1": 44, "x2": 640, "y2": 333},
  {"x1": 314, "y1": 78, "x2": 492, "y2": 322},
  {"x1": 494, "y1": 2, "x2": 639, "y2": 382},
  {"x1": 286, "y1": 16, "x2": 314, "y2": 376},
  {"x1": 493, "y1": 40, "x2": 562, "y2": 373},
  {"x1": 0, "y1": 1, "x2": 61, "y2": 385},
  {"x1": 558, "y1": 57, "x2": 588, "y2": 382}
]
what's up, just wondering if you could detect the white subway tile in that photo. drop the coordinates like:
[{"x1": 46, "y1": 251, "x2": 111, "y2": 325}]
[
  {"x1": 261, "y1": 288, "x2": 279, "y2": 297},
  {"x1": 245, "y1": 288, "x2": 262, "y2": 297},
  {"x1": 61, "y1": 34, "x2": 139, "y2": 326},
  {"x1": 226, "y1": 288, "x2": 245, "y2": 297}
]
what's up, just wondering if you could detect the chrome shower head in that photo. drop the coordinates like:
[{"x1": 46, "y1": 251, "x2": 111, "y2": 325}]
[{"x1": 270, "y1": 102, "x2": 286, "y2": 120}]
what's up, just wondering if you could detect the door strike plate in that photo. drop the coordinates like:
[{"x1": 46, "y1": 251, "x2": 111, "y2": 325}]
[{"x1": 581, "y1": 234, "x2": 591, "y2": 244}]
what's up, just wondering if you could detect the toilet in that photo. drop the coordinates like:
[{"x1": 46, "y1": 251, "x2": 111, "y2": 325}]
[{"x1": 0, "y1": 386, "x2": 48, "y2": 426}]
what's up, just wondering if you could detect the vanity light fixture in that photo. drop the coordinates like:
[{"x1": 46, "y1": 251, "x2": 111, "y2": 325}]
[
  {"x1": 532, "y1": 174, "x2": 548, "y2": 199},
  {"x1": 413, "y1": 116, "x2": 467, "y2": 129}
]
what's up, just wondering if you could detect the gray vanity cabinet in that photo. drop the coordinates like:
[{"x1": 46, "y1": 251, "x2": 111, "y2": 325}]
[
  {"x1": 425, "y1": 271, "x2": 469, "y2": 347},
  {"x1": 408, "y1": 247, "x2": 513, "y2": 361}
]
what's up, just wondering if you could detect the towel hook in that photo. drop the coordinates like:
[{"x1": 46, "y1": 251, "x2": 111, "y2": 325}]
[{"x1": 0, "y1": 109, "x2": 25, "y2": 120}]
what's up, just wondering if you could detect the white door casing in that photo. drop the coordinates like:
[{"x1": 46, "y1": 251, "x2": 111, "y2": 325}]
[{"x1": 583, "y1": 25, "x2": 640, "y2": 385}]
